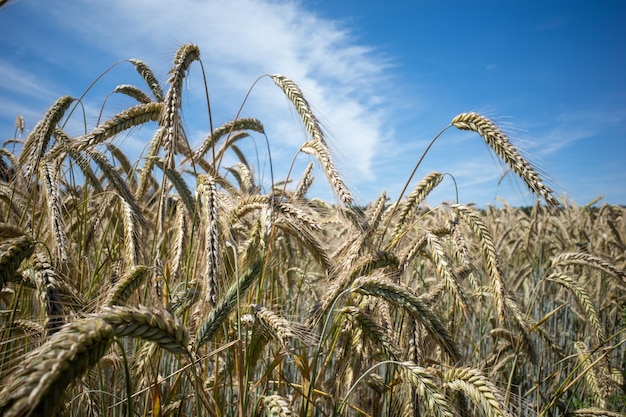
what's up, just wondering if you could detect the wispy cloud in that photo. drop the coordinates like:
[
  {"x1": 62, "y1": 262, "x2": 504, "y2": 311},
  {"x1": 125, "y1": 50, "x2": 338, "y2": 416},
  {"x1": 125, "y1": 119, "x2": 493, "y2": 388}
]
[{"x1": 27, "y1": 0, "x2": 392, "y2": 201}]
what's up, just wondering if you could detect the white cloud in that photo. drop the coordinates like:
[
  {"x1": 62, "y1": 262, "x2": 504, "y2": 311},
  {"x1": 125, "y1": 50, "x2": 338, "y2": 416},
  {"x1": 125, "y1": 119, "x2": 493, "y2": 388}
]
[{"x1": 32, "y1": 0, "x2": 392, "y2": 202}]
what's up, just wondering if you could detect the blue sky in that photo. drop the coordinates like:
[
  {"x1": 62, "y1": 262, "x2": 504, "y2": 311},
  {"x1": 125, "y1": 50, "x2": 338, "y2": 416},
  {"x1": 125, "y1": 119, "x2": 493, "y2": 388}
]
[{"x1": 1, "y1": 0, "x2": 624, "y2": 207}]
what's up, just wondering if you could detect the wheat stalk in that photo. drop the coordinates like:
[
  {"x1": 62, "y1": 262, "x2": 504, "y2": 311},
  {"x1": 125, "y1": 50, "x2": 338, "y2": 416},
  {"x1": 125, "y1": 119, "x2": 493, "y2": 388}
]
[{"x1": 451, "y1": 112, "x2": 559, "y2": 207}]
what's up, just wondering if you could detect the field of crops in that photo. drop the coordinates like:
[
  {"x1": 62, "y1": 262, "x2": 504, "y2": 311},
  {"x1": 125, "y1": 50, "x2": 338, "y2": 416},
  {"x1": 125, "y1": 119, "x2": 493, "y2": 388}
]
[{"x1": 0, "y1": 44, "x2": 624, "y2": 417}]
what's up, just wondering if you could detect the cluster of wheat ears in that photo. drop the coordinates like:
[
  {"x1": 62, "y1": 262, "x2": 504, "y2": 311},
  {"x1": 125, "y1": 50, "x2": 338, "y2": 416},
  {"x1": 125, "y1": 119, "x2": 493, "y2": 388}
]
[{"x1": 0, "y1": 44, "x2": 624, "y2": 417}]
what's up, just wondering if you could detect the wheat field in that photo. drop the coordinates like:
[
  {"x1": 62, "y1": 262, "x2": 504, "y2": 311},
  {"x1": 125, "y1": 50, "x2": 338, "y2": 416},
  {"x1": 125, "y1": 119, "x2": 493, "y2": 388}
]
[{"x1": 0, "y1": 44, "x2": 624, "y2": 417}]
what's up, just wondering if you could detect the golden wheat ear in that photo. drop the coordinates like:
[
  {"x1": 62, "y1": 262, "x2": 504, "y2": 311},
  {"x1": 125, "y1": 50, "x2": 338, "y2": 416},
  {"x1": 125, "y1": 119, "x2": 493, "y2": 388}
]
[
  {"x1": 0, "y1": 306, "x2": 188, "y2": 417},
  {"x1": 451, "y1": 112, "x2": 560, "y2": 208}
]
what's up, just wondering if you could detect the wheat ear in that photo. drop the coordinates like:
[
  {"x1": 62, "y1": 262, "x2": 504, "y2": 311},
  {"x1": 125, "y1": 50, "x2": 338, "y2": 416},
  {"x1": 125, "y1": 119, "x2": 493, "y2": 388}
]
[
  {"x1": 452, "y1": 204, "x2": 507, "y2": 324},
  {"x1": 251, "y1": 304, "x2": 296, "y2": 350},
  {"x1": 161, "y1": 44, "x2": 200, "y2": 170},
  {"x1": 193, "y1": 117, "x2": 265, "y2": 162},
  {"x1": 339, "y1": 306, "x2": 398, "y2": 360},
  {"x1": 425, "y1": 231, "x2": 468, "y2": 316},
  {"x1": 547, "y1": 272, "x2": 605, "y2": 342},
  {"x1": 0, "y1": 306, "x2": 187, "y2": 417},
  {"x1": 197, "y1": 174, "x2": 220, "y2": 306},
  {"x1": 18, "y1": 95, "x2": 74, "y2": 179},
  {"x1": 195, "y1": 256, "x2": 264, "y2": 347},
  {"x1": 270, "y1": 74, "x2": 326, "y2": 145},
  {"x1": 128, "y1": 58, "x2": 164, "y2": 102},
  {"x1": 443, "y1": 366, "x2": 510, "y2": 417},
  {"x1": 74, "y1": 102, "x2": 162, "y2": 152},
  {"x1": 39, "y1": 162, "x2": 67, "y2": 262},
  {"x1": 354, "y1": 277, "x2": 461, "y2": 361},
  {"x1": 0, "y1": 235, "x2": 35, "y2": 291},
  {"x1": 569, "y1": 408, "x2": 626, "y2": 417},
  {"x1": 451, "y1": 112, "x2": 559, "y2": 207},
  {"x1": 32, "y1": 253, "x2": 64, "y2": 335},
  {"x1": 574, "y1": 341, "x2": 612, "y2": 409},
  {"x1": 100, "y1": 306, "x2": 189, "y2": 354},
  {"x1": 113, "y1": 84, "x2": 153, "y2": 104},
  {"x1": 391, "y1": 172, "x2": 444, "y2": 242},
  {"x1": 400, "y1": 361, "x2": 454, "y2": 417},
  {"x1": 293, "y1": 162, "x2": 315, "y2": 200},
  {"x1": 257, "y1": 395, "x2": 293, "y2": 417},
  {"x1": 300, "y1": 140, "x2": 354, "y2": 206},
  {"x1": 104, "y1": 265, "x2": 151, "y2": 306},
  {"x1": 550, "y1": 251, "x2": 626, "y2": 287},
  {"x1": 0, "y1": 317, "x2": 114, "y2": 417}
]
